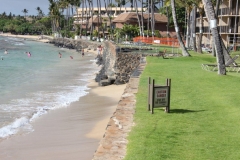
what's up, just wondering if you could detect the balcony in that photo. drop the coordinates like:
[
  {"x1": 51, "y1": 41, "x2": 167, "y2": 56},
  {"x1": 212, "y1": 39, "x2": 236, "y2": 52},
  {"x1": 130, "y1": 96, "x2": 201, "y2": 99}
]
[
  {"x1": 196, "y1": 26, "x2": 238, "y2": 34},
  {"x1": 218, "y1": 8, "x2": 230, "y2": 16}
]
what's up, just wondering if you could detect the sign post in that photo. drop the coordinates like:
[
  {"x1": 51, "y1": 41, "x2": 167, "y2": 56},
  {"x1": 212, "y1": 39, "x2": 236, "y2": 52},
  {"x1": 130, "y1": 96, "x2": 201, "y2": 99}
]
[{"x1": 148, "y1": 77, "x2": 171, "y2": 114}]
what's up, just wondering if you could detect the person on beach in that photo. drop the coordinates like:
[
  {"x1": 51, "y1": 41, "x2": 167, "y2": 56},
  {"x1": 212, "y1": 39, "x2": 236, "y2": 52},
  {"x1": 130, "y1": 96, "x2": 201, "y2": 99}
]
[
  {"x1": 82, "y1": 49, "x2": 84, "y2": 57},
  {"x1": 70, "y1": 56, "x2": 73, "y2": 59},
  {"x1": 97, "y1": 46, "x2": 100, "y2": 55},
  {"x1": 100, "y1": 45, "x2": 103, "y2": 55},
  {"x1": 4, "y1": 50, "x2": 8, "y2": 54},
  {"x1": 59, "y1": 52, "x2": 62, "y2": 58}
]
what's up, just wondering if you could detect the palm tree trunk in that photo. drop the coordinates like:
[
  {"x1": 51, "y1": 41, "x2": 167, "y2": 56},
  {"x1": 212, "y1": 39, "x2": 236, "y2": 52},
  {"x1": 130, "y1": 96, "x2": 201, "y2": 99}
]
[
  {"x1": 197, "y1": 10, "x2": 203, "y2": 53},
  {"x1": 103, "y1": 0, "x2": 112, "y2": 39},
  {"x1": 134, "y1": 0, "x2": 142, "y2": 36},
  {"x1": 99, "y1": 0, "x2": 104, "y2": 40},
  {"x1": 166, "y1": 6, "x2": 169, "y2": 37},
  {"x1": 84, "y1": 0, "x2": 88, "y2": 37},
  {"x1": 211, "y1": 0, "x2": 221, "y2": 56},
  {"x1": 97, "y1": 0, "x2": 100, "y2": 41},
  {"x1": 141, "y1": 0, "x2": 144, "y2": 37},
  {"x1": 203, "y1": 0, "x2": 226, "y2": 75},
  {"x1": 186, "y1": 9, "x2": 190, "y2": 48},
  {"x1": 81, "y1": 1, "x2": 84, "y2": 36},
  {"x1": 171, "y1": 0, "x2": 190, "y2": 56},
  {"x1": 192, "y1": 6, "x2": 197, "y2": 52},
  {"x1": 151, "y1": 0, "x2": 154, "y2": 37},
  {"x1": 147, "y1": 0, "x2": 150, "y2": 37}
]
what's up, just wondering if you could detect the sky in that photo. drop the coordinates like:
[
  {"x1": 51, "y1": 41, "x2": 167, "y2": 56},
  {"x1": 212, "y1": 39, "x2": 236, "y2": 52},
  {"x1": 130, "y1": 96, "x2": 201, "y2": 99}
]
[{"x1": 0, "y1": 0, "x2": 50, "y2": 16}]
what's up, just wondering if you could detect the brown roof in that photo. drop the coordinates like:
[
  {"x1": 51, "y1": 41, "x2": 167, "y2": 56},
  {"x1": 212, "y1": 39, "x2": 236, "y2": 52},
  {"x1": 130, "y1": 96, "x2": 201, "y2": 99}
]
[
  {"x1": 112, "y1": 12, "x2": 167, "y2": 23},
  {"x1": 88, "y1": 16, "x2": 102, "y2": 23}
]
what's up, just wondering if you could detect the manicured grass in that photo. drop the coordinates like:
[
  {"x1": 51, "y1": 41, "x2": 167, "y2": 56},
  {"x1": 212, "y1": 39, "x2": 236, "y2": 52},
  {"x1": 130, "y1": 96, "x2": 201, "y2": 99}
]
[{"x1": 124, "y1": 52, "x2": 240, "y2": 160}]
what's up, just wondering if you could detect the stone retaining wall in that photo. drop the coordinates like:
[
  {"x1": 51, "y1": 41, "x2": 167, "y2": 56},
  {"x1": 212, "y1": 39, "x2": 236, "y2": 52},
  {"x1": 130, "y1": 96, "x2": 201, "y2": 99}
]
[{"x1": 96, "y1": 42, "x2": 141, "y2": 86}]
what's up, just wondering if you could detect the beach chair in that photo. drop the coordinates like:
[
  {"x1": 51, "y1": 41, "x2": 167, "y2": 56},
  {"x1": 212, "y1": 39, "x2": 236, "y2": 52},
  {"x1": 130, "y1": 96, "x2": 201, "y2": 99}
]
[
  {"x1": 202, "y1": 55, "x2": 240, "y2": 72},
  {"x1": 157, "y1": 49, "x2": 166, "y2": 59}
]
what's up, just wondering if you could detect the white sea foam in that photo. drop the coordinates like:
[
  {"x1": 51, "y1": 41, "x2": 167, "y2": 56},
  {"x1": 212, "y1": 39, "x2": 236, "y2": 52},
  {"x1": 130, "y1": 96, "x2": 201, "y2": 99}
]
[
  {"x1": 0, "y1": 85, "x2": 89, "y2": 139},
  {"x1": 0, "y1": 117, "x2": 31, "y2": 138},
  {"x1": 15, "y1": 42, "x2": 25, "y2": 46}
]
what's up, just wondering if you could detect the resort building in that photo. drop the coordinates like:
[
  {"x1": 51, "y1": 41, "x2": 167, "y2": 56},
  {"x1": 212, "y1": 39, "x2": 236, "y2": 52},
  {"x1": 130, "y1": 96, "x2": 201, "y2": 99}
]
[
  {"x1": 196, "y1": 0, "x2": 240, "y2": 48},
  {"x1": 73, "y1": 6, "x2": 176, "y2": 39},
  {"x1": 112, "y1": 12, "x2": 175, "y2": 37},
  {"x1": 73, "y1": 7, "x2": 146, "y2": 26}
]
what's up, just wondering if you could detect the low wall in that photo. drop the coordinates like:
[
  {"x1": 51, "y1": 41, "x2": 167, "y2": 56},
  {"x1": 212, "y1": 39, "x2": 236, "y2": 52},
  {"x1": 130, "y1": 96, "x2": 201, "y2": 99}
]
[{"x1": 96, "y1": 42, "x2": 141, "y2": 86}]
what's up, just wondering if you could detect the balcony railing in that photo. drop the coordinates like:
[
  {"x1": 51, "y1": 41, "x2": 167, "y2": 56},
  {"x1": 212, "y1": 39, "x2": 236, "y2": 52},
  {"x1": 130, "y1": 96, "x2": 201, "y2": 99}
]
[
  {"x1": 197, "y1": 7, "x2": 239, "y2": 18},
  {"x1": 196, "y1": 26, "x2": 238, "y2": 34},
  {"x1": 218, "y1": 8, "x2": 230, "y2": 16}
]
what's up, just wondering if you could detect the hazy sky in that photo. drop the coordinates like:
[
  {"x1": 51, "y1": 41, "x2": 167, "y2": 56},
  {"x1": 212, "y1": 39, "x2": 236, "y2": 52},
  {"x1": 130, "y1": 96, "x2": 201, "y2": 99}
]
[{"x1": 0, "y1": 0, "x2": 50, "y2": 16}]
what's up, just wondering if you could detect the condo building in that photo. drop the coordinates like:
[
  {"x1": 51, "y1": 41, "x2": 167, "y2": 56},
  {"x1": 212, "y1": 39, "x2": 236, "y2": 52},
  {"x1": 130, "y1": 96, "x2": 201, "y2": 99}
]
[{"x1": 196, "y1": 0, "x2": 240, "y2": 48}]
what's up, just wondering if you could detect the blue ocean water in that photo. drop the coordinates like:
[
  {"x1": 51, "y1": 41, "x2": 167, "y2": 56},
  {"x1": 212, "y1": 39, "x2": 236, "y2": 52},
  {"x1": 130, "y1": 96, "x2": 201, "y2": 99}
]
[{"x1": 0, "y1": 36, "x2": 98, "y2": 139}]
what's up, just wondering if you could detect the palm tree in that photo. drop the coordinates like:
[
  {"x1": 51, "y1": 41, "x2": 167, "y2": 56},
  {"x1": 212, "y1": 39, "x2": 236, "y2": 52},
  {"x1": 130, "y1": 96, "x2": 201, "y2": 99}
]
[
  {"x1": 134, "y1": 0, "x2": 142, "y2": 36},
  {"x1": 49, "y1": 0, "x2": 61, "y2": 35},
  {"x1": 170, "y1": 0, "x2": 190, "y2": 56},
  {"x1": 196, "y1": 0, "x2": 204, "y2": 53},
  {"x1": 191, "y1": 5, "x2": 197, "y2": 52},
  {"x1": 22, "y1": 9, "x2": 28, "y2": 18},
  {"x1": 185, "y1": 2, "x2": 193, "y2": 48},
  {"x1": 36, "y1": 7, "x2": 44, "y2": 18},
  {"x1": 202, "y1": 0, "x2": 225, "y2": 75}
]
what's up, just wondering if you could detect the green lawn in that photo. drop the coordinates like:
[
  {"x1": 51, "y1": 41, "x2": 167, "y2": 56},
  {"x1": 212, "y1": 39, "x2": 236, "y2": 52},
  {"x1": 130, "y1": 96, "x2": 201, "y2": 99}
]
[{"x1": 124, "y1": 52, "x2": 240, "y2": 160}]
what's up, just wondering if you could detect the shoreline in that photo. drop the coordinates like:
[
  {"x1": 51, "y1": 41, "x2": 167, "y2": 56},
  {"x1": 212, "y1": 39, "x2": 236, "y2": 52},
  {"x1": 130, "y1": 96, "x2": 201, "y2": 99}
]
[
  {"x1": 0, "y1": 33, "x2": 52, "y2": 43},
  {"x1": 0, "y1": 35, "x2": 128, "y2": 159},
  {"x1": 0, "y1": 75, "x2": 127, "y2": 160}
]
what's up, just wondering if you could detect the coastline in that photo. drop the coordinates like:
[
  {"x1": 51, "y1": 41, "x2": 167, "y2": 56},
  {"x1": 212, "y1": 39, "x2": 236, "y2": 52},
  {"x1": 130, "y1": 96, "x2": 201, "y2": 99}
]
[
  {"x1": 0, "y1": 33, "x2": 52, "y2": 43},
  {"x1": 0, "y1": 34, "x2": 128, "y2": 159},
  {"x1": 0, "y1": 75, "x2": 126, "y2": 160}
]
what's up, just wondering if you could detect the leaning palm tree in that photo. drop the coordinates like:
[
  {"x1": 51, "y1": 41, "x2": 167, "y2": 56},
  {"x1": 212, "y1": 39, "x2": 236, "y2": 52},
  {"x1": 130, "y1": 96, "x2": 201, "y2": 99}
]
[
  {"x1": 22, "y1": 9, "x2": 28, "y2": 18},
  {"x1": 170, "y1": 0, "x2": 190, "y2": 56},
  {"x1": 202, "y1": 0, "x2": 226, "y2": 75}
]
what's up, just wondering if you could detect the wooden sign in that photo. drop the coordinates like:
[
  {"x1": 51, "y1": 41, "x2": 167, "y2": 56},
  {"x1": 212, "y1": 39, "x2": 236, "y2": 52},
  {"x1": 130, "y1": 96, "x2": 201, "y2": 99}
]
[
  {"x1": 148, "y1": 77, "x2": 171, "y2": 114},
  {"x1": 154, "y1": 86, "x2": 169, "y2": 107}
]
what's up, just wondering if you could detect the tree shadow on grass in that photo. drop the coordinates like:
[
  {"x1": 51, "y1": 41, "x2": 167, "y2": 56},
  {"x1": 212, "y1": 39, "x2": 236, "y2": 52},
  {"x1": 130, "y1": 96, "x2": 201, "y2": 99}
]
[{"x1": 170, "y1": 109, "x2": 205, "y2": 114}]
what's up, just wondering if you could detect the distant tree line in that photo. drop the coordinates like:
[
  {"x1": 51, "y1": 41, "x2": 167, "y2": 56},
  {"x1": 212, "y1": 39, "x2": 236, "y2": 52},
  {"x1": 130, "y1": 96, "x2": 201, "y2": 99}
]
[{"x1": 0, "y1": 11, "x2": 52, "y2": 35}]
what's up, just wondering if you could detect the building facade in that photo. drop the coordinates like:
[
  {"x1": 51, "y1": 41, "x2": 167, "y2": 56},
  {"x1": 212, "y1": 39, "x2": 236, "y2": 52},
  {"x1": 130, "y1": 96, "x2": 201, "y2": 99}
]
[
  {"x1": 73, "y1": 7, "x2": 146, "y2": 25},
  {"x1": 196, "y1": 0, "x2": 240, "y2": 48}
]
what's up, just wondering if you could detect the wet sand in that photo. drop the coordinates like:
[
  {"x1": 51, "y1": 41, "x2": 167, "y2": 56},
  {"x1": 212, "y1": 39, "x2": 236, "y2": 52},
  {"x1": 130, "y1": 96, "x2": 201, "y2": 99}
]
[{"x1": 0, "y1": 80, "x2": 126, "y2": 160}]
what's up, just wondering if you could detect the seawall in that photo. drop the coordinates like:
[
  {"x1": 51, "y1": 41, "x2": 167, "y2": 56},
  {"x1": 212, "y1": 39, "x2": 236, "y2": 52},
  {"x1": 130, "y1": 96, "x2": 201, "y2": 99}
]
[{"x1": 49, "y1": 38, "x2": 142, "y2": 86}]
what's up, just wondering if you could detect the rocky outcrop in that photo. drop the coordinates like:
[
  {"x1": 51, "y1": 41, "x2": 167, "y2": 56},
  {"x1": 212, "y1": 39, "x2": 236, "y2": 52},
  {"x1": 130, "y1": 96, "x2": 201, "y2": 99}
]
[
  {"x1": 49, "y1": 38, "x2": 100, "y2": 52},
  {"x1": 95, "y1": 42, "x2": 141, "y2": 86}
]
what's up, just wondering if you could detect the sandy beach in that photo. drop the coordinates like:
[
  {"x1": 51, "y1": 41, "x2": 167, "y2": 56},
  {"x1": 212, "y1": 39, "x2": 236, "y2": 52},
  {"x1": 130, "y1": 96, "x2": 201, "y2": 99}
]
[
  {"x1": 0, "y1": 32, "x2": 52, "y2": 43},
  {"x1": 0, "y1": 80, "x2": 126, "y2": 160},
  {"x1": 0, "y1": 34, "x2": 127, "y2": 160}
]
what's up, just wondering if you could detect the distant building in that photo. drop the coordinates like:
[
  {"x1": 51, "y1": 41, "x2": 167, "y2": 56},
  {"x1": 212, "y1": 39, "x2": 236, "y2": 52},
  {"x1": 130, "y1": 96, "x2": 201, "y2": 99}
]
[
  {"x1": 73, "y1": 7, "x2": 146, "y2": 25},
  {"x1": 73, "y1": 7, "x2": 175, "y2": 38},
  {"x1": 196, "y1": 0, "x2": 240, "y2": 48},
  {"x1": 112, "y1": 12, "x2": 175, "y2": 37}
]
